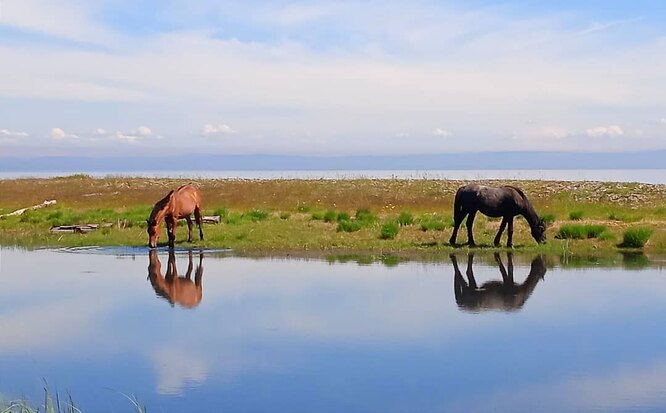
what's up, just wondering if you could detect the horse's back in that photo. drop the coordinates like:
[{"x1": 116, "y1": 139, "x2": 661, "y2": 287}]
[{"x1": 172, "y1": 184, "x2": 202, "y2": 216}]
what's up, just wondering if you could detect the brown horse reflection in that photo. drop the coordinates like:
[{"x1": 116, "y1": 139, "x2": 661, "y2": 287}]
[
  {"x1": 451, "y1": 253, "x2": 546, "y2": 312},
  {"x1": 148, "y1": 250, "x2": 203, "y2": 309}
]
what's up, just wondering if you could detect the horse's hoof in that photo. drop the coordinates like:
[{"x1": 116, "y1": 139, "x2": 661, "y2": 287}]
[{"x1": 468, "y1": 243, "x2": 477, "y2": 248}]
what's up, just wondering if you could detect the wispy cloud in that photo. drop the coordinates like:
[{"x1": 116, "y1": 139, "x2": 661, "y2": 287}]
[
  {"x1": 201, "y1": 123, "x2": 237, "y2": 136},
  {"x1": 585, "y1": 125, "x2": 624, "y2": 138},
  {"x1": 0, "y1": 1, "x2": 665, "y2": 155},
  {"x1": 0, "y1": 129, "x2": 28, "y2": 137},
  {"x1": 574, "y1": 16, "x2": 645, "y2": 37},
  {"x1": 431, "y1": 128, "x2": 452, "y2": 137}
]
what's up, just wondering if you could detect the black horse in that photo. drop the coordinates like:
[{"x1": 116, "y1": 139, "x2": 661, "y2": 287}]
[
  {"x1": 451, "y1": 253, "x2": 547, "y2": 312},
  {"x1": 449, "y1": 184, "x2": 547, "y2": 247}
]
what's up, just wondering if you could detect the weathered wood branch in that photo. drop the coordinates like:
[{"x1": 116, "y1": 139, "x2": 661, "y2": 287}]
[
  {"x1": 0, "y1": 200, "x2": 57, "y2": 218},
  {"x1": 178, "y1": 215, "x2": 221, "y2": 224},
  {"x1": 49, "y1": 223, "x2": 113, "y2": 234}
]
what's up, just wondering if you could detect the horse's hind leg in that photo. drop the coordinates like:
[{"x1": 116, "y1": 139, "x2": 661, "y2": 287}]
[
  {"x1": 194, "y1": 207, "x2": 204, "y2": 241},
  {"x1": 466, "y1": 211, "x2": 478, "y2": 247},
  {"x1": 494, "y1": 217, "x2": 508, "y2": 247},
  {"x1": 186, "y1": 216, "x2": 193, "y2": 242},
  {"x1": 449, "y1": 211, "x2": 467, "y2": 245}
]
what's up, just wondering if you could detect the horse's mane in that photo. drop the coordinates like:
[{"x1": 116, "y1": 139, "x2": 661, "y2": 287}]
[
  {"x1": 506, "y1": 185, "x2": 540, "y2": 223},
  {"x1": 149, "y1": 190, "x2": 174, "y2": 222},
  {"x1": 505, "y1": 185, "x2": 527, "y2": 199}
]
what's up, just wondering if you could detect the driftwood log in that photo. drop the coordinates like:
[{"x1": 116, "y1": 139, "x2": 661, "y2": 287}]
[
  {"x1": 0, "y1": 200, "x2": 56, "y2": 218},
  {"x1": 50, "y1": 216, "x2": 220, "y2": 234},
  {"x1": 50, "y1": 223, "x2": 114, "y2": 234},
  {"x1": 179, "y1": 215, "x2": 221, "y2": 224}
]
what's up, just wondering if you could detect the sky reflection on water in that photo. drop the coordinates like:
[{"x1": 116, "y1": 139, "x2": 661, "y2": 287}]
[{"x1": 0, "y1": 248, "x2": 665, "y2": 412}]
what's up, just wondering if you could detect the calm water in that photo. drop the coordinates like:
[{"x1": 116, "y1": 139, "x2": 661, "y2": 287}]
[
  {"x1": 1, "y1": 248, "x2": 666, "y2": 412},
  {"x1": 1, "y1": 169, "x2": 665, "y2": 184}
]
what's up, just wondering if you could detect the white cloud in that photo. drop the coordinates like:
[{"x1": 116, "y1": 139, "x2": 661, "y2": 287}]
[
  {"x1": 585, "y1": 125, "x2": 624, "y2": 137},
  {"x1": 657, "y1": 118, "x2": 666, "y2": 125},
  {"x1": 201, "y1": 123, "x2": 237, "y2": 136},
  {"x1": 0, "y1": 129, "x2": 29, "y2": 144},
  {"x1": 431, "y1": 128, "x2": 452, "y2": 137},
  {"x1": 107, "y1": 126, "x2": 157, "y2": 143},
  {"x1": 93, "y1": 128, "x2": 106, "y2": 135},
  {"x1": 51, "y1": 127, "x2": 79, "y2": 140},
  {"x1": 0, "y1": 2, "x2": 665, "y2": 154},
  {"x1": 0, "y1": 129, "x2": 29, "y2": 137},
  {"x1": 136, "y1": 126, "x2": 152, "y2": 136},
  {"x1": 113, "y1": 131, "x2": 139, "y2": 143}
]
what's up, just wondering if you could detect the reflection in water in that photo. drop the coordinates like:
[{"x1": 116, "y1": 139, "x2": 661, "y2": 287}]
[
  {"x1": 451, "y1": 252, "x2": 547, "y2": 312},
  {"x1": 148, "y1": 250, "x2": 203, "y2": 309}
]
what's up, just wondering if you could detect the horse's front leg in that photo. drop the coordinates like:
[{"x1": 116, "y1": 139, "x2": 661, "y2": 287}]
[
  {"x1": 466, "y1": 211, "x2": 478, "y2": 247},
  {"x1": 494, "y1": 217, "x2": 508, "y2": 247},
  {"x1": 166, "y1": 217, "x2": 177, "y2": 249},
  {"x1": 507, "y1": 217, "x2": 514, "y2": 248},
  {"x1": 186, "y1": 216, "x2": 193, "y2": 243}
]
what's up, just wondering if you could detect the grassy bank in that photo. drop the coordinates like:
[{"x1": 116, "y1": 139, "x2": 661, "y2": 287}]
[{"x1": 1, "y1": 175, "x2": 665, "y2": 254}]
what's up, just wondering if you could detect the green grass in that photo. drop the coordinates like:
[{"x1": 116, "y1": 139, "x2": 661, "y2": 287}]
[
  {"x1": 397, "y1": 211, "x2": 414, "y2": 226},
  {"x1": 337, "y1": 220, "x2": 363, "y2": 232},
  {"x1": 556, "y1": 224, "x2": 608, "y2": 240},
  {"x1": 336, "y1": 211, "x2": 351, "y2": 222},
  {"x1": 380, "y1": 221, "x2": 400, "y2": 239},
  {"x1": 608, "y1": 212, "x2": 643, "y2": 223},
  {"x1": 541, "y1": 213, "x2": 556, "y2": 225},
  {"x1": 224, "y1": 212, "x2": 243, "y2": 225},
  {"x1": 355, "y1": 208, "x2": 377, "y2": 224},
  {"x1": 568, "y1": 210, "x2": 585, "y2": 221},
  {"x1": 213, "y1": 206, "x2": 229, "y2": 218},
  {"x1": 419, "y1": 214, "x2": 451, "y2": 232},
  {"x1": 1, "y1": 177, "x2": 666, "y2": 254},
  {"x1": 323, "y1": 210, "x2": 338, "y2": 223},
  {"x1": 244, "y1": 208, "x2": 269, "y2": 222},
  {"x1": 620, "y1": 227, "x2": 653, "y2": 248}
]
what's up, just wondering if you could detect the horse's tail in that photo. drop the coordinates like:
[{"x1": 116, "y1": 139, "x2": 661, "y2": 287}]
[{"x1": 453, "y1": 186, "x2": 464, "y2": 217}]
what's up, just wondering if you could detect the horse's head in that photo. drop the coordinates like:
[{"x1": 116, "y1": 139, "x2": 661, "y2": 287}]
[
  {"x1": 531, "y1": 218, "x2": 547, "y2": 244},
  {"x1": 147, "y1": 218, "x2": 159, "y2": 248}
]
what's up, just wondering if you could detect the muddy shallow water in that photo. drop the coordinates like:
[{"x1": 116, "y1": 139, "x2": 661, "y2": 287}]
[{"x1": 1, "y1": 247, "x2": 665, "y2": 412}]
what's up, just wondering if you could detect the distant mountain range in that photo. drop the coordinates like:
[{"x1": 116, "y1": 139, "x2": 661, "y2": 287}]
[{"x1": 1, "y1": 151, "x2": 664, "y2": 171}]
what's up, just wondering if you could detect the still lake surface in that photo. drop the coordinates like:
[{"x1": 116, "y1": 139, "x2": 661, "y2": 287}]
[
  {"x1": 1, "y1": 247, "x2": 666, "y2": 412},
  {"x1": 1, "y1": 169, "x2": 665, "y2": 184}
]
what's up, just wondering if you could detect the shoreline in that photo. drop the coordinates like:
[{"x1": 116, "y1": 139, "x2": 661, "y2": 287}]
[{"x1": 1, "y1": 176, "x2": 665, "y2": 254}]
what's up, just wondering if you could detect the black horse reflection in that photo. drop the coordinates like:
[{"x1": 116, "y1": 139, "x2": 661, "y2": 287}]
[
  {"x1": 451, "y1": 253, "x2": 546, "y2": 312},
  {"x1": 148, "y1": 250, "x2": 203, "y2": 309}
]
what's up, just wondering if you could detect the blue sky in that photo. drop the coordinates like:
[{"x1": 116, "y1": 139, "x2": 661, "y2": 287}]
[{"x1": 0, "y1": 0, "x2": 665, "y2": 156}]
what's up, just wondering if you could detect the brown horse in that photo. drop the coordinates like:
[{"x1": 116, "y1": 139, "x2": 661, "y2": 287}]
[
  {"x1": 147, "y1": 184, "x2": 204, "y2": 249},
  {"x1": 449, "y1": 183, "x2": 546, "y2": 247},
  {"x1": 148, "y1": 250, "x2": 203, "y2": 309},
  {"x1": 451, "y1": 253, "x2": 546, "y2": 312}
]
